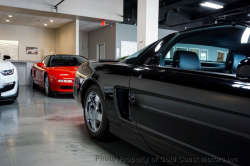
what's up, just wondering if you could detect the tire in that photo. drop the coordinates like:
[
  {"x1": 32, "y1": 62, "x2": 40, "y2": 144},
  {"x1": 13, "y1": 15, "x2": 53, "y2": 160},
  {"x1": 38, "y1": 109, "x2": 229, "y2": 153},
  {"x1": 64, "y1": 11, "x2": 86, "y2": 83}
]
[
  {"x1": 44, "y1": 74, "x2": 54, "y2": 97},
  {"x1": 83, "y1": 85, "x2": 111, "y2": 141}
]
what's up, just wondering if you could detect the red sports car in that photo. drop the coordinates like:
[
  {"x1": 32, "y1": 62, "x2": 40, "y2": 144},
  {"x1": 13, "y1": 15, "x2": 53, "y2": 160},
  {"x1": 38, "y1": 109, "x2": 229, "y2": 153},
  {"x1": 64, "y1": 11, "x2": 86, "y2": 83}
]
[{"x1": 31, "y1": 55, "x2": 87, "y2": 96}]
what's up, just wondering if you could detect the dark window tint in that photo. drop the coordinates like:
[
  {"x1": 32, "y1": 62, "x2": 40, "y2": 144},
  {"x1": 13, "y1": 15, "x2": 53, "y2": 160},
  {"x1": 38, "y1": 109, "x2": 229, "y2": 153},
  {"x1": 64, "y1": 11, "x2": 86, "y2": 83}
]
[{"x1": 50, "y1": 55, "x2": 87, "y2": 67}]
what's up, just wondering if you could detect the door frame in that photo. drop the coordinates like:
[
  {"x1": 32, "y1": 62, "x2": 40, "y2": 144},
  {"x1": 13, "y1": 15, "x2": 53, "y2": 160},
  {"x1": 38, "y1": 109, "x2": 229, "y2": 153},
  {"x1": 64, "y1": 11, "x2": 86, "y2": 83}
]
[{"x1": 96, "y1": 43, "x2": 105, "y2": 59}]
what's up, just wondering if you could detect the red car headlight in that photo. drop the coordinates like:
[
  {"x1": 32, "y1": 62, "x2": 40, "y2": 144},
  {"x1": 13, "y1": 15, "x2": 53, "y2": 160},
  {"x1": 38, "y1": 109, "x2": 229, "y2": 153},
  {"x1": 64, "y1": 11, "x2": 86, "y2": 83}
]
[{"x1": 58, "y1": 80, "x2": 73, "y2": 83}]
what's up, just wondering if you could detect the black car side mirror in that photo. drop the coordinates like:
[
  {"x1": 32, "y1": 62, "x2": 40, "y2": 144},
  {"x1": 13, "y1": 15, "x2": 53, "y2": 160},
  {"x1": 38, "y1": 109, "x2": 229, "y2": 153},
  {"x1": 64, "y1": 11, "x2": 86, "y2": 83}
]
[
  {"x1": 147, "y1": 53, "x2": 163, "y2": 66},
  {"x1": 236, "y1": 58, "x2": 250, "y2": 82},
  {"x1": 3, "y1": 55, "x2": 11, "y2": 60}
]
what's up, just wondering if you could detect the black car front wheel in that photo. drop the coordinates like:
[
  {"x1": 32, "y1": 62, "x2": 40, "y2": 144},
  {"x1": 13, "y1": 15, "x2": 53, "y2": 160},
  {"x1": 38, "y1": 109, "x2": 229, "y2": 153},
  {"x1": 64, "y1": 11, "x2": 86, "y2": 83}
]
[{"x1": 83, "y1": 85, "x2": 110, "y2": 141}]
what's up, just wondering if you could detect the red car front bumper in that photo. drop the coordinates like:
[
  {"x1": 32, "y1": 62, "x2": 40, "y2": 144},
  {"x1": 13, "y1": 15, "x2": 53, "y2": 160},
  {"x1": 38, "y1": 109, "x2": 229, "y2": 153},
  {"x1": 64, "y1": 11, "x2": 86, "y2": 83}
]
[{"x1": 50, "y1": 81, "x2": 74, "y2": 93}]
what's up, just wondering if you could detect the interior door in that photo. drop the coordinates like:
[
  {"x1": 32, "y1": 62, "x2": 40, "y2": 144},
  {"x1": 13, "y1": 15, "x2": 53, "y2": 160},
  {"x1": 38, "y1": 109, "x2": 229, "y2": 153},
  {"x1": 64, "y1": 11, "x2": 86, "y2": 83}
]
[
  {"x1": 121, "y1": 41, "x2": 137, "y2": 58},
  {"x1": 97, "y1": 44, "x2": 105, "y2": 59},
  {"x1": 130, "y1": 66, "x2": 250, "y2": 166}
]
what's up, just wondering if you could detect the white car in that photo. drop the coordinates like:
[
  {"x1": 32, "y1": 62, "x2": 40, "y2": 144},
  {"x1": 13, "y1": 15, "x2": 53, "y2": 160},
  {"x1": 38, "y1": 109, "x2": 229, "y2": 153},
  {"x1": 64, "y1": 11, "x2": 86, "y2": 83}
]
[{"x1": 0, "y1": 55, "x2": 19, "y2": 101}]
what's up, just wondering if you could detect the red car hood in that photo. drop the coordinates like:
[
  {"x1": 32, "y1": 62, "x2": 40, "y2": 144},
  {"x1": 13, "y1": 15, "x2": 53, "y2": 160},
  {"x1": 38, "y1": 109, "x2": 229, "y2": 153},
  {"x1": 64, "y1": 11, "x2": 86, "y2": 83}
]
[{"x1": 48, "y1": 66, "x2": 79, "y2": 78}]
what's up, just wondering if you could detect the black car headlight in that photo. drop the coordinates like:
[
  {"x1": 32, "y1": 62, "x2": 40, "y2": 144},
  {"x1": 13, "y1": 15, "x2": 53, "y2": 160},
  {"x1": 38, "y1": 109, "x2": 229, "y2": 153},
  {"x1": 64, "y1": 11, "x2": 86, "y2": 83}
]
[{"x1": 1, "y1": 69, "x2": 14, "y2": 76}]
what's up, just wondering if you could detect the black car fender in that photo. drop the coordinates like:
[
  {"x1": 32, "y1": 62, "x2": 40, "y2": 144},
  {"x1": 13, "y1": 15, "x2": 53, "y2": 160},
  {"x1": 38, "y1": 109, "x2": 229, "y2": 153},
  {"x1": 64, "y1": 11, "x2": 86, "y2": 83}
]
[{"x1": 79, "y1": 77, "x2": 104, "y2": 103}]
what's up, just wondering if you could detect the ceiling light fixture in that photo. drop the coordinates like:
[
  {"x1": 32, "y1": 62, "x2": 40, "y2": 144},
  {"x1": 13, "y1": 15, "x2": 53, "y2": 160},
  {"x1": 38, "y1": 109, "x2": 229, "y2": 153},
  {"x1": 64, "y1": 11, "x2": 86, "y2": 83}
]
[
  {"x1": 50, "y1": 20, "x2": 54, "y2": 22},
  {"x1": 248, "y1": 14, "x2": 250, "y2": 17},
  {"x1": 200, "y1": 2, "x2": 223, "y2": 9},
  {"x1": 44, "y1": 24, "x2": 47, "y2": 26},
  {"x1": 8, "y1": 15, "x2": 12, "y2": 17},
  {"x1": 6, "y1": 20, "x2": 10, "y2": 22}
]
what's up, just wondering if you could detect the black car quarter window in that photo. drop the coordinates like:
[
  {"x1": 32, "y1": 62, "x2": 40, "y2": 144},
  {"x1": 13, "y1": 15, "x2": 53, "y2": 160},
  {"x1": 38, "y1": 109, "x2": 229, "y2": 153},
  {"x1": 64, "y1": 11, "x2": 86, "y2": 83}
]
[
  {"x1": 120, "y1": 41, "x2": 160, "y2": 65},
  {"x1": 134, "y1": 33, "x2": 177, "y2": 66},
  {"x1": 152, "y1": 25, "x2": 250, "y2": 74}
]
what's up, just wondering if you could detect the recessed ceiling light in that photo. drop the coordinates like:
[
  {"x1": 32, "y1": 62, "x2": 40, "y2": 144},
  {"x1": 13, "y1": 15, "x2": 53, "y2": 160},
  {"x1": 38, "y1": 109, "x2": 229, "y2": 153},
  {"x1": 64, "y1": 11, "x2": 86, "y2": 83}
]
[
  {"x1": 50, "y1": 20, "x2": 53, "y2": 22},
  {"x1": 8, "y1": 15, "x2": 12, "y2": 18},
  {"x1": 6, "y1": 20, "x2": 10, "y2": 22},
  {"x1": 248, "y1": 14, "x2": 250, "y2": 17},
  {"x1": 44, "y1": 24, "x2": 47, "y2": 26},
  {"x1": 200, "y1": 2, "x2": 223, "y2": 9}
]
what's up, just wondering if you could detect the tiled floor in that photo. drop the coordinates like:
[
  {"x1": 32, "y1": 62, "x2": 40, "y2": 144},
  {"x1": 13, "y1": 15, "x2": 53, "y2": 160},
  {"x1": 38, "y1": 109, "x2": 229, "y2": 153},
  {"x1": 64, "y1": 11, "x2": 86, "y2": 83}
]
[{"x1": 0, "y1": 86, "x2": 167, "y2": 166}]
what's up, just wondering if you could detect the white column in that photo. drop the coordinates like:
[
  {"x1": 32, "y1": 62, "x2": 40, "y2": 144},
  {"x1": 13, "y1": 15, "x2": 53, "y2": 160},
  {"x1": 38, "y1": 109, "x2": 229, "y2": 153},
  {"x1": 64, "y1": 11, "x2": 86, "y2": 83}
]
[
  {"x1": 75, "y1": 18, "x2": 80, "y2": 55},
  {"x1": 137, "y1": 0, "x2": 159, "y2": 50}
]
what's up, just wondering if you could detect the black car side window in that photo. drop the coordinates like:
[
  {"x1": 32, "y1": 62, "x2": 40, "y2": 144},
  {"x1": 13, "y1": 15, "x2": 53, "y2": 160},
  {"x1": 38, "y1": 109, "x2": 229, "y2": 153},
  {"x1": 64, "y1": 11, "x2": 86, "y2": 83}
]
[{"x1": 144, "y1": 25, "x2": 249, "y2": 75}]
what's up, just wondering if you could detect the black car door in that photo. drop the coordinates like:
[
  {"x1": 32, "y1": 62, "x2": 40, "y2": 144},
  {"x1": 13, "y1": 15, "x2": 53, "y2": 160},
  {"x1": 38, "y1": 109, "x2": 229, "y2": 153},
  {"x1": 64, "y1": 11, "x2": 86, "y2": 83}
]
[{"x1": 130, "y1": 65, "x2": 250, "y2": 166}]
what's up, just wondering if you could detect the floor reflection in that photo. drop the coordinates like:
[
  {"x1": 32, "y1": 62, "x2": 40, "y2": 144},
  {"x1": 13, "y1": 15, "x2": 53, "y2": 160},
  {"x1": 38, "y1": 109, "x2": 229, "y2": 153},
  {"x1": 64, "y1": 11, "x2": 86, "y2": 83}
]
[
  {"x1": 0, "y1": 100, "x2": 19, "y2": 121},
  {"x1": 0, "y1": 86, "x2": 168, "y2": 166}
]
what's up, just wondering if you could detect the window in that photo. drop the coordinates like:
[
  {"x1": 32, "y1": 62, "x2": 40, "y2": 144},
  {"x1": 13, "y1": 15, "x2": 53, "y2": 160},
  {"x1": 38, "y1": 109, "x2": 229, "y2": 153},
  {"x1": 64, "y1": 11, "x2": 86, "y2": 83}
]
[
  {"x1": 148, "y1": 25, "x2": 249, "y2": 74},
  {"x1": 164, "y1": 44, "x2": 228, "y2": 62},
  {"x1": 49, "y1": 55, "x2": 87, "y2": 67},
  {"x1": 176, "y1": 47, "x2": 188, "y2": 51},
  {"x1": 217, "y1": 50, "x2": 227, "y2": 62},
  {"x1": 120, "y1": 43, "x2": 152, "y2": 64},
  {"x1": 166, "y1": 47, "x2": 175, "y2": 59},
  {"x1": 200, "y1": 49, "x2": 208, "y2": 61},
  {"x1": 189, "y1": 48, "x2": 200, "y2": 58}
]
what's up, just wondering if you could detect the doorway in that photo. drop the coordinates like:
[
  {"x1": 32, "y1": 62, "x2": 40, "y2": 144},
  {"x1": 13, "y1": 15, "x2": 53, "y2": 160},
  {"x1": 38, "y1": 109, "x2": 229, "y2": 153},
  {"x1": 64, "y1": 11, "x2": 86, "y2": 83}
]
[{"x1": 96, "y1": 43, "x2": 105, "y2": 59}]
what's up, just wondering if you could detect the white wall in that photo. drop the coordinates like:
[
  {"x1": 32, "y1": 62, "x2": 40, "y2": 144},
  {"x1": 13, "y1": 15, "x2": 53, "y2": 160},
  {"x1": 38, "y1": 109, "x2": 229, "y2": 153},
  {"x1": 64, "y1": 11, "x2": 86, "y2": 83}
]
[
  {"x1": 79, "y1": 32, "x2": 88, "y2": 58},
  {"x1": 88, "y1": 25, "x2": 116, "y2": 60},
  {"x1": 0, "y1": 0, "x2": 123, "y2": 22},
  {"x1": 56, "y1": 21, "x2": 78, "y2": 54},
  {"x1": 158, "y1": 29, "x2": 177, "y2": 39},
  {"x1": 115, "y1": 23, "x2": 177, "y2": 59},
  {"x1": 0, "y1": 24, "x2": 56, "y2": 61}
]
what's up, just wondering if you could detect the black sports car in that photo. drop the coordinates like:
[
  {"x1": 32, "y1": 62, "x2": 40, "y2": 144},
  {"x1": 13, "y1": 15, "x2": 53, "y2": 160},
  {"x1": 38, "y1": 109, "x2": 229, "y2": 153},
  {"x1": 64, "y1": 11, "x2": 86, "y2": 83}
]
[{"x1": 73, "y1": 23, "x2": 250, "y2": 166}]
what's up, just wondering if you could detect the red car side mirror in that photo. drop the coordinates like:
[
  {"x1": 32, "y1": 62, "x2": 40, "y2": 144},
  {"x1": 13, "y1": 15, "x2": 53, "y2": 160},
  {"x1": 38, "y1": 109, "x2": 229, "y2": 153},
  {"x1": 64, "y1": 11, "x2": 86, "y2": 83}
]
[{"x1": 37, "y1": 63, "x2": 45, "y2": 68}]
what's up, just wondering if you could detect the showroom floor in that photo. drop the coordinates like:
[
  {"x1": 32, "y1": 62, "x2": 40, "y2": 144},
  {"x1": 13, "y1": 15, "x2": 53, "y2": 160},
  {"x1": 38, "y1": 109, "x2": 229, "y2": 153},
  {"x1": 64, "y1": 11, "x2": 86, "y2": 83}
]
[{"x1": 0, "y1": 86, "x2": 167, "y2": 166}]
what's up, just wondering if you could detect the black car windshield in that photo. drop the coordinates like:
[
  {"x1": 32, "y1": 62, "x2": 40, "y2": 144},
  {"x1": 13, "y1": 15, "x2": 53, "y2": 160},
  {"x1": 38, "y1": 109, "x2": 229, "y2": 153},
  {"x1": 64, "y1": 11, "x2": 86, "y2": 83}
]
[{"x1": 50, "y1": 55, "x2": 87, "y2": 67}]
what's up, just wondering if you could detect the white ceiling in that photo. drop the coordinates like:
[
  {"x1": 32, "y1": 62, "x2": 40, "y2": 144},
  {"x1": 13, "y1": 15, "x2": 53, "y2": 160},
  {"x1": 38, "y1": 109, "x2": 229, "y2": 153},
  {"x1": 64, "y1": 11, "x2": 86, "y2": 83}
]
[
  {"x1": 79, "y1": 20, "x2": 109, "y2": 32},
  {"x1": 0, "y1": 11, "x2": 74, "y2": 28},
  {"x1": 0, "y1": 11, "x2": 109, "y2": 32}
]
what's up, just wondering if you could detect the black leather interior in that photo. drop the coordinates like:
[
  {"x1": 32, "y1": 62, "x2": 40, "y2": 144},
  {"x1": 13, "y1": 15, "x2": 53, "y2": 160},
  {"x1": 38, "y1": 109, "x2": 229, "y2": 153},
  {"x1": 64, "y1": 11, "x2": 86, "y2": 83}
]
[
  {"x1": 172, "y1": 51, "x2": 201, "y2": 70},
  {"x1": 225, "y1": 51, "x2": 246, "y2": 74}
]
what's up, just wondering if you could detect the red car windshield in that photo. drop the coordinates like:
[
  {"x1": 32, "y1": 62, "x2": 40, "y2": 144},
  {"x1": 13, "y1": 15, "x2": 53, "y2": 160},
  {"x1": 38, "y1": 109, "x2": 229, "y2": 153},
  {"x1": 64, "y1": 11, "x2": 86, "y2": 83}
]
[{"x1": 50, "y1": 55, "x2": 87, "y2": 67}]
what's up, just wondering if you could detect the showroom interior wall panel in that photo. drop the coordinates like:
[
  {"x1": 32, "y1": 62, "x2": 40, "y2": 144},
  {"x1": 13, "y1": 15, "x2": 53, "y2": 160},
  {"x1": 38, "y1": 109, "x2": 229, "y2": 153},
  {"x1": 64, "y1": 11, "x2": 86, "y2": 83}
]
[
  {"x1": 88, "y1": 24, "x2": 116, "y2": 60},
  {"x1": 79, "y1": 32, "x2": 88, "y2": 58},
  {"x1": 115, "y1": 23, "x2": 176, "y2": 59},
  {"x1": 0, "y1": 0, "x2": 123, "y2": 22},
  {"x1": 0, "y1": 24, "x2": 56, "y2": 61},
  {"x1": 56, "y1": 20, "x2": 78, "y2": 55}
]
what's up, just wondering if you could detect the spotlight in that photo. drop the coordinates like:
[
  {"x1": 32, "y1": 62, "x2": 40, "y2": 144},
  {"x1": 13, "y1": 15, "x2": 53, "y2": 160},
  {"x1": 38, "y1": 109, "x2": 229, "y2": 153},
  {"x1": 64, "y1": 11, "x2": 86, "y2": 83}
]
[{"x1": 200, "y1": 2, "x2": 223, "y2": 9}]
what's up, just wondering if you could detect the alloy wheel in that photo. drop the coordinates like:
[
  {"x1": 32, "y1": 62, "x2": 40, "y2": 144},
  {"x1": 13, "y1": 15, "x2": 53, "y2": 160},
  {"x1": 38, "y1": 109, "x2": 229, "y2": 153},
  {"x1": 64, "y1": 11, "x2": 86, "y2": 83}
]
[{"x1": 85, "y1": 91, "x2": 103, "y2": 133}]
